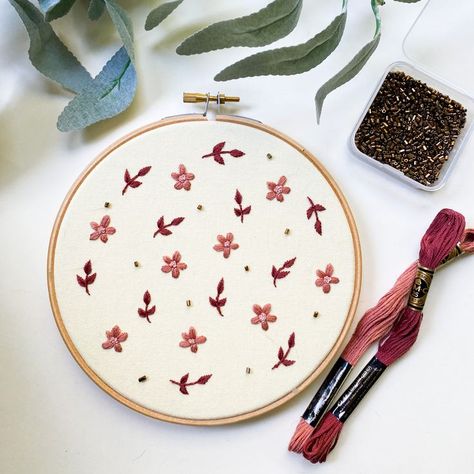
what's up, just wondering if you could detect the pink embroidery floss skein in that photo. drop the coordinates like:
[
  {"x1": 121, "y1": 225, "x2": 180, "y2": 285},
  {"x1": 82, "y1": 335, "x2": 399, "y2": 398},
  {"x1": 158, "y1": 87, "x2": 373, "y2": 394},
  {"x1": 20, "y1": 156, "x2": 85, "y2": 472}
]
[
  {"x1": 302, "y1": 209, "x2": 465, "y2": 464},
  {"x1": 288, "y1": 226, "x2": 474, "y2": 453}
]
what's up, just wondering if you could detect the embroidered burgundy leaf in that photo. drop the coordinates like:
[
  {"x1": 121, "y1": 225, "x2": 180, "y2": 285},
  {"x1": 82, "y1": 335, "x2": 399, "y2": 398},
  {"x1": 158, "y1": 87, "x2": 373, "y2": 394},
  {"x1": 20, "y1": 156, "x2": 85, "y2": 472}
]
[
  {"x1": 102, "y1": 325, "x2": 128, "y2": 352},
  {"x1": 161, "y1": 251, "x2": 187, "y2": 278},
  {"x1": 251, "y1": 304, "x2": 277, "y2": 331},
  {"x1": 306, "y1": 196, "x2": 326, "y2": 235},
  {"x1": 272, "y1": 332, "x2": 296, "y2": 370},
  {"x1": 209, "y1": 278, "x2": 226, "y2": 316},
  {"x1": 137, "y1": 290, "x2": 156, "y2": 323},
  {"x1": 179, "y1": 326, "x2": 207, "y2": 353},
  {"x1": 171, "y1": 164, "x2": 195, "y2": 191},
  {"x1": 76, "y1": 260, "x2": 97, "y2": 295},
  {"x1": 90, "y1": 215, "x2": 116, "y2": 243},
  {"x1": 153, "y1": 215, "x2": 185, "y2": 237},
  {"x1": 202, "y1": 141, "x2": 245, "y2": 165},
  {"x1": 170, "y1": 373, "x2": 212, "y2": 395},
  {"x1": 267, "y1": 176, "x2": 291, "y2": 202},
  {"x1": 315, "y1": 264, "x2": 340, "y2": 293},
  {"x1": 122, "y1": 166, "x2": 152, "y2": 195},
  {"x1": 233, "y1": 188, "x2": 252, "y2": 223},
  {"x1": 271, "y1": 257, "x2": 297, "y2": 287}
]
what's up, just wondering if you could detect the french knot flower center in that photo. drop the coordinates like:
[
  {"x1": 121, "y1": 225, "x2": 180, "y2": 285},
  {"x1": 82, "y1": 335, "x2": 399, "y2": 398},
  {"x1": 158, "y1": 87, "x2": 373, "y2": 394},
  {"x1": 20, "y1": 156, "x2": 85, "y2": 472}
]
[
  {"x1": 224, "y1": 241, "x2": 231, "y2": 248},
  {"x1": 188, "y1": 338, "x2": 195, "y2": 344},
  {"x1": 179, "y1": 174, "x2": 187, "y2": 182},
  {"x1": 170, "y1": 261, "x2": 177, "y2": 268},
  {"x1": 324, "y1": 276, "x2": 332, "y2": 284},
  {"x1": 275, "y1": 185, "x2": 283, "y2": 194},
  {"x1": 259, "y1": 313, "x2": 267, "y2": 322},
  {"x1": 110, "y1": 337, "x2": 118, "y2": 344},
  {"x1": 99, "y1": 227, "x2": 106, "y2": 234}
]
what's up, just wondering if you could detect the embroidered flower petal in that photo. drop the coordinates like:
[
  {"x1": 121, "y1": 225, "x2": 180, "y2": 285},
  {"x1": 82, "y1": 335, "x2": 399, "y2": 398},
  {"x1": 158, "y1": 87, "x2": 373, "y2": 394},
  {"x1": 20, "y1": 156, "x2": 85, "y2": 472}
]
[
  {"x1": 195, "y1": 336, "x2": 207, "y2": 344},
  {"x1": 101, "y1": 215, "x2": 111, "y2": 228},
  {"x1": 111, "y1": 325, "x2": 121, "y2": 337},
  {"x1": 315, "y1": 279, "x2": 324, "y2": 287},
  {"x1": 100, "y1": 234, "x2": 108, "y2": 243},
  {"x1": 106, "y1": 227, "x2": 116, "y2": 235},
  {"x1": 90, "y1": 231, "x2": 100, "y2": 241},
  {"x1": 102, "y1": 341, "x2": 115, "y2": 349},
  {"x1": 171, "y1": 268, "x2": 180, "y2": 278},
  {"x1": 266, "y1": 191, "x2": 276, "y2": 201},
  {"x1": 226, "y1": 233, "x2": 234, "y2": 242},
  {"x1": 326, "y1": 264, "x2": 334, "y2": 276},
  {"x1": 183, "y1": 181, "x2": 191, "y2": 191},
  {"x1": 261, "y1": 321, "x2": 269, "y2": 331},
  {"x1": 162, "y1": 265, "x2": 172, "y2": 273},
  {"x1": 174, "y1": 181, "x2": 184, "y2": 190},
  {"x1": 178, "y1": 164, "x2": 186, "y2": 174},
  {"x1": 114, "y1": 343, "x2": 123, "y2": 352},
  {"x1": 179, "y1": 340, "x2": 191, "y2": 348},
  {"x1": 262, "y1": 304, "x2": 271, "y2": 314},
  {"x1": 223, "y1": 247, "x2": 231, "y2": 258},
  {"x1": 173, "y1": 251, "x2": 181, "y2": 262},
  {"x1": 267, "y1": 182, "x2": 276, "y2": 191},
  {"x1": 163, "y1": 256, "x2": 172, "y2": 264},
  {"x1": 253, "y1": 304, "x2": 263, "y2": 315},
  {"x1": 251, "y1": 316, "x2": 260, "y2": 324},
  {"x1": 213, "y1": 244, "x2": 224, "y2": 252},
  {"x1": 217, "y1": 234, "x2": 226, "y2": 244},
  {"x1": 331, "y1": 277, "x2": 340, "y2": 284},
  {"x1": 90, "y1": 221, "x2": 100, "y2": 231},
  {"x1": 278, "y1": 176, "x2": 287, "y2": 186},
  {"x1": 323, "y1": 284, "x2": 331, "y2": 293},
  {"x1": 316, "y1": 269, "x2": 326, "y2": 278},
  {"x1": 266, "y1": 315, "x2": 277, "y2": 322}
]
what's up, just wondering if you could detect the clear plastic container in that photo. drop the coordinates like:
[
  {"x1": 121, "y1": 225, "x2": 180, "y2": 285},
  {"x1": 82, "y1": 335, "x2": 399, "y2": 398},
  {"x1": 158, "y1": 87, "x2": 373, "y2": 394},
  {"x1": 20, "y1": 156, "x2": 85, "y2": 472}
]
[{"x1": 350, "y1": 61, "x2": 474, "y2": 191}]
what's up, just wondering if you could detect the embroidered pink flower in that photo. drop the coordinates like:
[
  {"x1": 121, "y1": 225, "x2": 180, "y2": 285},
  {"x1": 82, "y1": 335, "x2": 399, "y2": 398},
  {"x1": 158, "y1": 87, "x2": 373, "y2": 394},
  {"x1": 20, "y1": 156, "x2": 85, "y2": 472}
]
[
  {"x1": 179, "y1": 326, "x2": 207, "y2": 353},
  {"x1": 161, "y1": 251, "x2": 187, "y2": 278},
  {"x1": 251, "y1": 304, "x2": 277, "y2": 331},
  {"x1": 266, "y1": 176, "x2": 291, "y2": 202},
  {"x1": 171, "y1": 164, "x2": 195, "y2": 191},
  {"x1": 213, "y1": 233, "x2": 239, "y2": 258},
  {"x1": 101, "y1": 325, "x2": 128, "y2": 352},
  {"x1": 90, "y1": 215, "x2": 116, "y2": 243},
  {"x1": 315, "y1": 264, "x2": 340, "y2": 293}
]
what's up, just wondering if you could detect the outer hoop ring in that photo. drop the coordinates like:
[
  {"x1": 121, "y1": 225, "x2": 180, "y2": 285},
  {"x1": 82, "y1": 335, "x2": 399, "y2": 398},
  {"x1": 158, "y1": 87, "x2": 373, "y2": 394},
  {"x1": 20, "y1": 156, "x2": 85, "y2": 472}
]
[{"x1": 47, "y1": 114, "x2": 362, "y2": 426}]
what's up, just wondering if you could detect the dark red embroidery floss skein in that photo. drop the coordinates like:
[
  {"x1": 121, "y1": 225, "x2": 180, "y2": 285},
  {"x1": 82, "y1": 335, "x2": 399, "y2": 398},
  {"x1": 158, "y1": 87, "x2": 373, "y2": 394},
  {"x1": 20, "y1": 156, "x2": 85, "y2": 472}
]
[
  {"x1": 288, "y1": 226, "x2": 474, "y2": 453},
  {"x1": 302, "y1": 208, "x2": 465, "y2": 463}
]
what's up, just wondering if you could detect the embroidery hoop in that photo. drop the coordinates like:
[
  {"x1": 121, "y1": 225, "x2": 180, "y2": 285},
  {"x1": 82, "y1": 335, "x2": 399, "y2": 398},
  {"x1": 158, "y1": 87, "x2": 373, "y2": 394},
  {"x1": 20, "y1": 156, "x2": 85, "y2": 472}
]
[{"x1": 48, "y1": 103, "x2": 362, "y2": 426}]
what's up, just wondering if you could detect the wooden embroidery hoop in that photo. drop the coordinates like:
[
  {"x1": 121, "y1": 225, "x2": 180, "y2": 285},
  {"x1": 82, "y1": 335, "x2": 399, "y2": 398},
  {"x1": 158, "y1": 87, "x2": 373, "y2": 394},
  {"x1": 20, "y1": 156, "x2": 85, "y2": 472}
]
[{"x1": 48, "y1": 100, "x2": 362, "y2": 426}]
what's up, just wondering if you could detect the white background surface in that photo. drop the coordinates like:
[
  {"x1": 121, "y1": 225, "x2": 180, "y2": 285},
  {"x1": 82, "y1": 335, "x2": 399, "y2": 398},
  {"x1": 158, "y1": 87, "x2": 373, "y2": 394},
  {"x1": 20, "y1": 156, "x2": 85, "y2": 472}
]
[{"x1": 1, "y1": 1, "x2": 474, "y2": 473}]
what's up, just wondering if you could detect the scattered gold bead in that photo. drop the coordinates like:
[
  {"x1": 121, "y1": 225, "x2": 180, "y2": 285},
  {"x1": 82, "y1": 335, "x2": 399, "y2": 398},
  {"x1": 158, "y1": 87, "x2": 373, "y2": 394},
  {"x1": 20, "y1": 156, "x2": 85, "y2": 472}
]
[
  {"x1": 246, "y1": 367, "x2": 251, "y2": 374},
  {"x1": 267, "y1": 153, "x2": 273, "y2": 160},
  {"x1": 134, "y1": 261, "x2": 140, "y2": 268},
  {"x1": 313, "y1": 311, "x2": 319, "y2": 318},
  {"x1": 244, "y1": 265, "x2": 250, "y2": 272},
  {"x1": 186, "y1": 300, "x2": 192, "y2": 307},
  {"x1": 197, "y1": 204, "x2": 203, "y2": 210},
  {"x1": 284, "y1": 228, "x2": 291, "y2": 235},
  {"x1": 138, "y1": 375, "x2": 147, "y2": 382},
  {"x1": 104, "y1": 202, "x2": 110, "y2": 208}
]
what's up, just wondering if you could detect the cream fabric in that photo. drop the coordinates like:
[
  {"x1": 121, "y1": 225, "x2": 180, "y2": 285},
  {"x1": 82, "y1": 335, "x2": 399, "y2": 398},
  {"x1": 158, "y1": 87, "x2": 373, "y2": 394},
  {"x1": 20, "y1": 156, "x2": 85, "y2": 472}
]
[{"x1": 52, "y1": 119, "x2": 357, "y2": 421}]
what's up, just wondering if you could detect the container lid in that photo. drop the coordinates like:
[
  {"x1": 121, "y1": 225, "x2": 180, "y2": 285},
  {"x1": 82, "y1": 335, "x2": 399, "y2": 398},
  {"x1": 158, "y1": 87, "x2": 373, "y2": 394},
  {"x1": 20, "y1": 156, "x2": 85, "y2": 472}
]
[{"x1": 403, "y1": 0, "x2": 474, "y2": 96}]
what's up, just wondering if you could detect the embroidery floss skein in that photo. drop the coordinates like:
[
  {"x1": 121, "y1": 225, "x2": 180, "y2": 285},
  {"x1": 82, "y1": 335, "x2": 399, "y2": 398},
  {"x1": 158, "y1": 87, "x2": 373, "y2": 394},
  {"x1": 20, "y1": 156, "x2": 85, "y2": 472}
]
[
  {"x1": 288, "y1": 225, "x2": 474, "y2": 453},
  {"x1": 302, "y1": 208, "x2": 465, "y2": 463}
]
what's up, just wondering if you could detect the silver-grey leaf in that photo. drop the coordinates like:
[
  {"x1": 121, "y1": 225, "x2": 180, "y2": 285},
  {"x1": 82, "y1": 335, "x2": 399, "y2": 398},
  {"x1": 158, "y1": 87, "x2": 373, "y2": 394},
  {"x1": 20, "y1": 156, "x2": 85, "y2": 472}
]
[
  {"x1": 215, "y1": 12, "x2": 346, "y2": 81},
  {"x1": 176, "y1": 0, "x2": 303, "y2": 55},
  {"x1": 315, "y1": 32, "x2": 381, "y2": 123},
  {"x1": 9, "y1": 0, "x2": 92, "y2": 93},
  {"x1": 88, "y1": 0, "x2": 105, "y2": 21},
  {"x1": 145, "y1": 0, "x2": 183, "y2": 31},
  {"x1": 104, "y1": 0, "x2": 134, "y2": 63},
  {"x1": 39, "y1": 0, "x2": 76, "y2": 21},
  {"x1": 57, "y1": 47, "x2": 137, "y2": 131}
]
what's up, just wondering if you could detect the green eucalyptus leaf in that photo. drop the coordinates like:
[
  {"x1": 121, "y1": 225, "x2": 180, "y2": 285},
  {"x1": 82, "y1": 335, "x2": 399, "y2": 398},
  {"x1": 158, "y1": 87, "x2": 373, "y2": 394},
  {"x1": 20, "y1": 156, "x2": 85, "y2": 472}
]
[
  {"x1": 215, "y1": 12, "x2": 346, "y2": 81},
  {"x1": 9, "y1": 0, "x2": 92, "y2": 93},
  {"x1": 88, "y1": 0, "x2": 105, "y2": 21},
  {"x1": 39, "y1": 0, "x2": 76, "y2": 21},
  {"x1": 145, "y1": 0, "x2": 183, "y2": 31},
  {"x1": 104, "y1": 0, "x2": 134, "y2": 62},
  {"x1": 394, "y1": 0, "x2": 422, "y2": 3},
  {"x1": 177, "y1": 0, "x2": 303, "y2": 55},
  {"x1": 315, "y1": 0, "x2": 382, "y2": 123},
  {"x1": 57, "y1": 47, "x2": 137, "y2": 131}
]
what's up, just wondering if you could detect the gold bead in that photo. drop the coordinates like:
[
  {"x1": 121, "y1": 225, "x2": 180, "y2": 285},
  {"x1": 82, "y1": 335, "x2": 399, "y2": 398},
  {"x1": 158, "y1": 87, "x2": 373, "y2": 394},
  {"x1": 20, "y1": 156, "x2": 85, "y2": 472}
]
[
  {"x1": 186, "y1": 300, "x2": 192, "y2": 307},
  {"x1": 138, "y1": 375, "x2": 147, "y2": 382},
  {"x1": 246, "y1": 367, "x2": 251, "y2": 374},
  {"x1": 104, "y1": 202, "x2": 110, "y2": 208},
  {"x1": 134, "y1": 261, "x2": 140, "y2": 268},
  {"x1": 244, "y1": 265, "x2": 250, "y2": 272},
  {"x1": 197, "y1": 204, "x2": 203, "y2": 210},
  {"x1": 267, "y1": 153, "x2": 273, "y2": 160},
  {"x1": 284, "y1": 228, "x2": 290, "y2": 235},
  {"x1": 313, "y1": 311, "x2": 319, "y2": 318}
]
